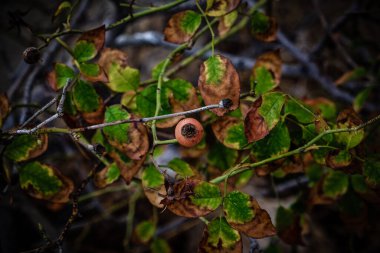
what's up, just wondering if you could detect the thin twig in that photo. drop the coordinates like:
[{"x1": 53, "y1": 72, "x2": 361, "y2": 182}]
[{"x1": 19, "y1": 97, "x2": 58, "y2": 128}]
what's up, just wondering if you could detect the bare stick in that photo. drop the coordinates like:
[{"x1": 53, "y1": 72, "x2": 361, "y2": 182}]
[{"x1": 19, "y1": 97, "x2": 58, "y2": 128}]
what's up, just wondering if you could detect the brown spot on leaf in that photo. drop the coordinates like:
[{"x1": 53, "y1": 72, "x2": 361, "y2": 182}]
[
  {"x1": 109, "y1": 151, "x2": 145, "y2": 184},
  {"x1": 244, "y1": 97, "x2": 269, "y2": 142},
  {"x1": 82, "y1": 101, "x2": 105, "y2": 125},
  {"x1": 253, "y1": 17, "x2": 278, "y2": 42},
  {"x1": 98, "y1": 48, "x2": 128, "y2": 73}
]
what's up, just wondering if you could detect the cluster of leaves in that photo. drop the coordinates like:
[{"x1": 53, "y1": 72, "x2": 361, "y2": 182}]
[{"x1": 2, "y1": 0, "x2": 380, "y2": 252}]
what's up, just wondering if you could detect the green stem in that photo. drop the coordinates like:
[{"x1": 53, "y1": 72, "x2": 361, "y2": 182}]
[
  {"x1": 155, "y1": 139, "x2": 178, "y2": 145},
  {"x1": 124, "y1": 187, "x2": 142, "y2": 248},
  {"x1": 210, "y1": 118, "x2": 380, "y2": 184},
  {"x1": 195, "y1": 0, "x2": 215, "y2": 56},
  {"x1": 78, "y1": 184, "x2": 129, "y2": 202},
  {"x1": 55, "y1": 37, "x2": 74, "y2": 56},
  {"x1": 109, "y1": 0, "x2": 188, "y2": 30}
]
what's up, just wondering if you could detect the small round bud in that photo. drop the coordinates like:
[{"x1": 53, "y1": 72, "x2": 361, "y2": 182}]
[{"x1": 23, "y1": 47, "x2": 41, "y2": 64}]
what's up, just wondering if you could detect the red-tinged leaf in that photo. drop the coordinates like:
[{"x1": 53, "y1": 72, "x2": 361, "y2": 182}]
[
  {"x1": 163, "y1": 178, "x2": 221, "y2": 218},
  {"x1": 198, "y1": 55, "x2": 240, "y2": 116},
  {"x1": 199, "y1": 217, "x2": 242, "y2": 253},
  {"x1": 326, "y1": 150, "x2": 352, "y2": 169},
  {"x1": 164, "y1": 10, "x2": 202, "y2": 44},
  {"x1": 244, "y1": 98, "x2": 268, "y2": 142},
  {"x1": 78, "y1": 25, "x2": 105, "y2": 53},
  {"x1": 206, "y1": 0, "x2": 241, "y2": 17},
  {"x1": 47, "y1": 63, "x2": 75, "y2": 91},
  {"x1": 335, "y1": 108, "x2": 364, "y2": 149},
  {"x1": 224, "y1": 193, "x2": 276, "y2": 238},
  {"x1": 303, "y1": 97, "x2": 337, "y2": 120},
  {"x1": 212, "y1": 116, "x2": 249, "y2": 150},
  {"x1": 251, "y1": 50, "x2": 282, "y2": 91}
]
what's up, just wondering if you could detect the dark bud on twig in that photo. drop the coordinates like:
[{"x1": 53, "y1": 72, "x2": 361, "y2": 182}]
[
  {"x1": 221, "y1": 98, "x2": 233, "y2": 109},
  {"x1": 23, "y1": 47, "x2": 40, "y2": 64},
  {"x1": 93, "y1": 143, "x2": 106, "y2": 156}
]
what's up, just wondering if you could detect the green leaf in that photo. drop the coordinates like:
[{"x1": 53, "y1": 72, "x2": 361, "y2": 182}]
[
  {"x1": 63, "y1": 91, "x2": 78, "y2": 116},
  {"x1": 107, "y1": 63, "x2": 140, "y2": 92},
  {"x1": 351, "y1": 174, "x2": 369, "y2": 193},
  {"x1": 190, "y1": 182, "x2": 222, "y2": 210},
  {"x1": 224, "y1": 191, "x2": 255, "y2": 224},
  {"x1": 165, "y1": 79, "x2": 194, "y2": 102},
  {"x1": 259, "y1": 92, "x2": 285, "y2": 131},
  {"x1": 251, "y1": 121, "x2": 290, "y2": 160},
  {"x1": 73, "y1": 40, "x2": 97, "y2": 62},
  {"x1": 72, "y1": 80, "x2": 101, "y2": 113},
  {"x1": 168, "y1": 158, "x2": 194, "y2": 178},
  {"x1": 353, "y1": 86, "x2": 372, "y2": 112},
  {"x1": 203, "y1": 55, "x2": 227, "y2": 85},
  {"x1": 135, "y1": 220, "x2": 156, "y2": 243},
  {"x1": 285, "y1": 96, "x2": 315, "y2": 124},
  {"x1": 224, "y1": 121, "x2": 249, "y2": 150},
  {"x1": 363, "y1": 157, "x2": 380, "y2": 187},
  {"x1": 236, "y1": 170, "x2": 254, "y2": 188},
  {"x1": 79, "y1": 62, "x2": 100, "y2": 77},
  {"x1": 323, "y1": 170, "x2": 349, "y2": 198},
  {"x1": 4, "y1": 134, "x2": 47, "y2": 162},
  {"x1": 207, "y1": 217, "x2": 240, "y2": 248},
  {"x1": 151, "y1": 238, "x2": 171, "y2": 253},
  {"x1": 55, "y1": 63, "x2": 75, "y2": 89},
  {"x1": 253, "y1": 66, "x2": 276, "y2": 95},
  {"x1": 137, "y1": 84, "x2": 171, "y2": 117},
  {"x1": 180, "y1": 10, "x2": 201, "y2": 34},
  {"x1": 102, "y1": 105, "x2": 130, "y2": 144},
  {"x1": 251, "y1": 11, "x2": 270, "y2": 34},
  {"x1": 18, "y1": 162, "x2": 62, "y2": 196},
  {"x1": 305, "y1": 164, "x2": 324, "y2": 187},
  {"x1": 275, "y1": 206, "x2": 295, "y2": 232},
  {"x1": 142, "y1": 164, "x2": 165, "y2": 189},
  {"x1": 105, "y1": 163, "x2": 120, "y2": 184},
  {"x1": 207, "y1": 141, "x2": 238, "y2": 171},
  {"x1": 335, "y1": 127, "x2": 364, "y2": 150}
]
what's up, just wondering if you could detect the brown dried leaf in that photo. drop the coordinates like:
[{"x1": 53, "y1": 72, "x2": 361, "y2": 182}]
[
  {"x1": 122, "y1": 121, "x2": 149, "y2": 160},
  {"x1": 251, "y1": 50, "x2": 282, "y2": 86},
  {"x1": 227, "y1": 197, "x2": 276, "y2": 238},
  {"x1": 244, "y1": 98, "x2": 269, "y2": 142},
  {"x1": 78, "y1": 25, "x2": 105, "y2": 53},
  {"x1": 206, "y1": 0, "x2": 241, "y2": 17},
  {"x1": 98, "y1": 48, "x2": 128, "y2": 72},
  {"x1": 212, "y1": 116, "x2": 248, "y2": 150},
  {"x1": 109, "y1": 151, "x2": 145, "y2": 184},
  {"x1": 144, "y1": 185, "x2": 166, "y2": 208},
  {"x1": 164, "y1": 10, "x2": 201, "y2": 44},
  {"x1": 198, "y1": 55, "x2": 240, "y2": 116}
]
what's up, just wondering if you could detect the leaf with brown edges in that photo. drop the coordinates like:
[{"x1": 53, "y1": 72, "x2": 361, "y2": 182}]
[
  {"x1": 164, "y1": 10, "x2": 202, "y2": 44},
  {"x1": 198, "y1": 55, "x2": 240, "y2": 116},
  {"x1": 206, "y1": 0, "x2": 241, "y2": 17},
  {"x1": 163, "y1": 178, "x2": 221, "y2": 218},
  {"x1": 109, "y1": 150, "x2": 146, "y2": 184},
  {"x1": 78, "y1": 25, "x2": 105, "y2": 53},
  {"x1": 251, "y1": 50, "x2": 282, "y2": 91},
  {"x1": 212, "y1": 116, "x2": 249, "y2": 150},
  {"x1": 224, "y1": 193, "x2": 276, "y2": 238}
]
